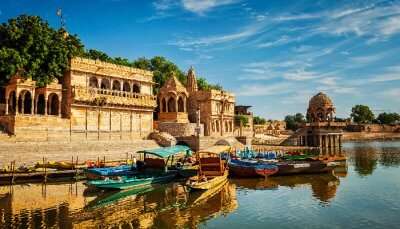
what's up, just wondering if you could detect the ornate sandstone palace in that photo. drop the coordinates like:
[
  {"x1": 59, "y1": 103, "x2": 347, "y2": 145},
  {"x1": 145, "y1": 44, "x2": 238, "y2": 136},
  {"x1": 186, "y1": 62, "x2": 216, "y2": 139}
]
[
  {"x1": 157, "y1": 67, "x2": 235, "y2": 137},
  {"x1": 0, "y1": 57, "x2": 157, "y2": 141}
]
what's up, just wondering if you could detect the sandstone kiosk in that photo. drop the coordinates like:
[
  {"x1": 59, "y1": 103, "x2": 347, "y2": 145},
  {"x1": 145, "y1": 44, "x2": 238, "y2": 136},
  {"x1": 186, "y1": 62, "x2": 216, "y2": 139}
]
[{"x1": 298, "y1": 92, "x2": 345, "y2": 155}]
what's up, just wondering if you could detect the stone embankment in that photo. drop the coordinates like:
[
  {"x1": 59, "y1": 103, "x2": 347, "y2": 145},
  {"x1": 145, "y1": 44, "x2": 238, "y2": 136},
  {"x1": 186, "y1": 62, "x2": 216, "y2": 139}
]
[
  {"x1": 0, "y1": 139, "x2": 159, "y2": 168},
  {"x1": 342, "y1": 132, "x2": 400, "y2": 141}
]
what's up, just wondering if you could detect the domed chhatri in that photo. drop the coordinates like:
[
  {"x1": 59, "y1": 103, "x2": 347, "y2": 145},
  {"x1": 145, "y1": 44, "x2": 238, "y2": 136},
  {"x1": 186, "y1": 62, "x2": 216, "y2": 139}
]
[{"x1": 307, "y1": 92, "x2": 335, "y2": 122}]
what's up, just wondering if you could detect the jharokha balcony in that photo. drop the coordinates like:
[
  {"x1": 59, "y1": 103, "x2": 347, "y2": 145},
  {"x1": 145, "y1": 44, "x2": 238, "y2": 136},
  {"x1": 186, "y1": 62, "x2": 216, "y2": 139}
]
[{"x1": 73, "y1": 86, "x2": 157, "y2": 109}]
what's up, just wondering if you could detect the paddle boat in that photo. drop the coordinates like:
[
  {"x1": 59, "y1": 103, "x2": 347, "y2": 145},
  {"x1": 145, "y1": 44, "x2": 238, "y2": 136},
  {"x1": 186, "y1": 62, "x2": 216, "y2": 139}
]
[
  {"x1": 88, "y1": 145, "x2": 192, "y2": 190},
  {"x1": 186, "y1": 146, "x2": 230, "y2": 191},
  {"x1": 228, "y1": 158, "x2": 278, "y2": 178}
]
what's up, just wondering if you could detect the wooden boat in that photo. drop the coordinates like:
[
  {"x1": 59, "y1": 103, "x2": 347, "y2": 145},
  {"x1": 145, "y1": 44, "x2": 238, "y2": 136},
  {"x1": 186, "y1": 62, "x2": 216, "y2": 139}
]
[
  {"x1": 87, "y1": 171, "x2": 177, "y2": 190},
  {"x1": 88, "y1": 145, "x2": 192, "y2": 190},
  {"x1": 274, "y1": 160, "x2": 334, "y2": 176},
  {"x1": 186, "y1": 146, "x2": 230, "y2": 191},
  {"x1": 228, "y1": 159, "x2": 278, "y2": 178}
]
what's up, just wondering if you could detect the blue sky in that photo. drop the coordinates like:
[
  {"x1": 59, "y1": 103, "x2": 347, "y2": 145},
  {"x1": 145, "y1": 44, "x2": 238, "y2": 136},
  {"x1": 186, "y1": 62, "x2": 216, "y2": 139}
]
[{"x1": 1, "y1": 0, "x2": 400, "y2": 120}]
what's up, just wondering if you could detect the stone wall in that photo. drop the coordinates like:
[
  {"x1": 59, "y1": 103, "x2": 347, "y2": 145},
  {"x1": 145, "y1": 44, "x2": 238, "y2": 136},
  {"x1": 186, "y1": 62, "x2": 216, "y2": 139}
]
[
  {"x1": 0, "y1": 139, "x2": 160, "y2": 167},
  {"x1": 345, "y1": 124, "x2": 400, "y2": 133},
  {"x1": 158, "y1": 122, "x2": 204, "y2": 137}
]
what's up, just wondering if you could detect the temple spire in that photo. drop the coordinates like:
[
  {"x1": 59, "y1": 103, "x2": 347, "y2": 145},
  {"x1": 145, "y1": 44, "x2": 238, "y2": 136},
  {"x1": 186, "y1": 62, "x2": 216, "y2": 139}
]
[{"x1": 186, "y1": 66, "x2": 198, "y2": 93}]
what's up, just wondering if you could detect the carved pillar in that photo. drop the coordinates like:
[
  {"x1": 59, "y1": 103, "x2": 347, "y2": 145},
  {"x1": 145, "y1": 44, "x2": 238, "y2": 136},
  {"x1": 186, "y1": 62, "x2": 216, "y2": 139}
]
[
  {"x1": 21, "y1": 97, "x2": 25, "y2": 114},
  {"x1": 339, "y1": 135, "x2": 342, "y2": 148},
  {"x1": 5, "y1": 96, "x2": 8, "y2": 115},
  {"x1": 45, "y1": 99, "x2": 48, "y2": 115},
  {"x1": 319, "y1": 135, "x2": 322, "y2": 148},
  {"x1": 58, "y1": 97, "x2": 61, "y2": 117},
  {"x1": 31, "y1": 91, "x2": 34, "y2": 115}
]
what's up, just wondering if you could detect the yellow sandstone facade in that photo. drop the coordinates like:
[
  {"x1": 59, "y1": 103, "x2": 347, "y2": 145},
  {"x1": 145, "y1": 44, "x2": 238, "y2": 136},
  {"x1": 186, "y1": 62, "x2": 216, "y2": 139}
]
[{"x1": 0, "y1": 57, "x2": 157, "y2": 141}]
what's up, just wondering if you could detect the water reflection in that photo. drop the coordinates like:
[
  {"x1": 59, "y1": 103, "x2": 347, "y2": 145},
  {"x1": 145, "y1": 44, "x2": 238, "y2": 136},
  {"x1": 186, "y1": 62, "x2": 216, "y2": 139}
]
[
  {"x1": 232, "y1": 173, "x2": 340, "y2": 204},
  {"x1": 344, "y1": 141, "x2": 400, "y2": 177}
]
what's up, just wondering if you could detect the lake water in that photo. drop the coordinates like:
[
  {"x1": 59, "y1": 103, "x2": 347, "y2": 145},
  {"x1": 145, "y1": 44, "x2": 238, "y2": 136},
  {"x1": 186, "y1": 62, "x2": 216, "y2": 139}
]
[{"x1": 1, "y1": 140, "x2": 400, "y2": 228}]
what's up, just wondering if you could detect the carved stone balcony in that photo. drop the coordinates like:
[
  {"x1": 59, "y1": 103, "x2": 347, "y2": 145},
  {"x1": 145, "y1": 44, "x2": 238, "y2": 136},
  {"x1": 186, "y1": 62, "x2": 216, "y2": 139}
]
[{"x1": 73, "y1": 86, "x2": 157, "y2": 108}]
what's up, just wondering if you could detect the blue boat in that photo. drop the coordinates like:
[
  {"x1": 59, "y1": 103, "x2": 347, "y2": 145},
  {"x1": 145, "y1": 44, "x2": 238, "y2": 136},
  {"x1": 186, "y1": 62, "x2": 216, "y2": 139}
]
[
  {"x1": 88, "y1": 145, "x2": 192, "y2": 190},
  {"x1": 229, "y1": 159, "x2": 279, "y2": 178},
  {"x1": 86, "y1": 165, "x2": 137, "y2": 179}
]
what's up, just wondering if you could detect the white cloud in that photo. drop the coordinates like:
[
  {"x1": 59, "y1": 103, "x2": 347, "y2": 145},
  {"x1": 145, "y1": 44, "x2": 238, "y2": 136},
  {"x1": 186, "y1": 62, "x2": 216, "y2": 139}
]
[
  {"x1": 235, "y1": 83, "x2": 292, "y2": 96},
  {"x1": 380, "y1": 16, "x2": 400, "y2": 36},
  {"x1": 181, "y1": 0, "x2": 238, "y2": 14},
  {"x1": 368, "y1": 65, "x2": 400, "y2": 82},
  {"x1": 283, "y1": 69, "x2": 321, "y2": 81},
  {"x1": 258, "y1": 35, "x2": 290, "y2": 48},
  {"x1": 273, "y1": 13, "x2": 322, "y2": 22},
  {"x1": 381, "y1": 88, "x2": 400, "y2": 98},
  {"x1": 170, "y1": 22, "x2": 264, "y2": 48}
]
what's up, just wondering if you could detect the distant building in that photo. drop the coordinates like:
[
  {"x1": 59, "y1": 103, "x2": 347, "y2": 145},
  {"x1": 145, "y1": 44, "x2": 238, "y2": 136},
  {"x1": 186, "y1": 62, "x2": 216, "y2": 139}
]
[
  {"x1": 298, "y1": 92, "x2": 345, "y2": 148},
  {"x1": 0, "y1": 57, "x2": 157, "y2": 140},
  {"x1": 234, "y1": 105, "x2": 254, "y2": 137}
]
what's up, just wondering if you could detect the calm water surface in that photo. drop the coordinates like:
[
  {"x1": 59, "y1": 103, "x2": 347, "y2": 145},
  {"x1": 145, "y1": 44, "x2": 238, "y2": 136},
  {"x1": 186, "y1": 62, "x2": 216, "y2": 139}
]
[{"x1": 1, "y1": 140, "x2": 400, "y2": 228}]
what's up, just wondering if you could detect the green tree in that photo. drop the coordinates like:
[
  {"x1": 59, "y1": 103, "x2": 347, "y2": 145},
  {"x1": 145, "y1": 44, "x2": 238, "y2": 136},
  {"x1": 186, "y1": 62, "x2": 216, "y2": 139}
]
[
  {"x1": 253, "y1": 116, "x2": 266, "y2": 125},
  {"x1": 0, "y1": 15, "x2": 84, "y2": 86},
  {"x1": 234, "y1": 115, "x2": 248, "y2": 126},
  {"x1": 285, "y1": 113, "x2": 306, "y2": 131},
  {"x1": 351, "y1": 105, "x2": 375, "y2": 124},
  {"x1": 376, "y1": 112, "x2": 400, "y2": 125}
]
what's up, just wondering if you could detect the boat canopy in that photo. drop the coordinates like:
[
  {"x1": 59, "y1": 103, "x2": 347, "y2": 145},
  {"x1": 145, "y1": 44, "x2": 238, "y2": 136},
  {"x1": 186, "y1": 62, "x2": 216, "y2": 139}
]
[
  {"x1": 137, "y1": 145, "x2": 192, "y2": 158},
  {"x1": 198, "y1": 145, "x2": 231, "y2": 155}
]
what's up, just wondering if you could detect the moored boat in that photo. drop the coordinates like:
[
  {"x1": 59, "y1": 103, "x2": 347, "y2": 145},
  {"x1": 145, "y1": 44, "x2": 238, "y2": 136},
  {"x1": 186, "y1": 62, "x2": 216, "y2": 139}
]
[
  {"x1": 186, "y1": 146, "x2": 230, "y2": 191},
  {"x1": 86, "y1": 164, "x2": 137, "y2": 180},
  {"x1": 274, "y1": 160, "x2": 334, "y2": 176},
  {"x1": 87, "y1": 145, "x2": 192, "y2": 190},
  {"x1": 228, "y1": 159, "x2": 278, "y2": 178}
]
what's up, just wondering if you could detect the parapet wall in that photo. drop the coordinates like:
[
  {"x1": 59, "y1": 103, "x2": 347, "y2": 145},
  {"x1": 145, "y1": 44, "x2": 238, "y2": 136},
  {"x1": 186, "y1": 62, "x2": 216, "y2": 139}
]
[{"x1": 158, "y1": 122, "x2": 204, "y2": 137}]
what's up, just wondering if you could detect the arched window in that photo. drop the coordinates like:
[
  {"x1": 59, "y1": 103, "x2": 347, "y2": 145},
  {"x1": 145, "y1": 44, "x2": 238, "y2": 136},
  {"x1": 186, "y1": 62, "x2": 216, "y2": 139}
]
[
  {"x1": 167, "y1": 97, "x2": 176, "y2": 112},
  {"x1": 216, "y1": 121, "x2": 220, "y2": 132},
  {"x1": 177, "y1": 97, "x2": 184, "y2": 112},
  {"x1": 225, "y1": 121, "x2": 229, "y2": 132},
  {"x1": 36, "y1": 94, "x2": 46, "y2": 115},
  {"x1": 123, "y1": 82, "x2": 130, "y2": 92},
  {"x1": 48, "y1": 93, "x2": 59, "y2": 116},
  {"x1": 8, "y1": 91, "x2": 16, "y2": 114},
  {"x1": 18, "y1": 90, "x2": 32, "y2": 114},
  {"x1": 161, "y1": 98, "x2": 167, "y2": 112},
  {"x1": 101, "y1": 79, "x2": 110, "y2": 89},
  {"x1": 112, "y1": 80, "x2": 121, "y2": 91},
  {"x1": 89, "y1": 77, "x2": 98, "y2": 88},
  {"x1": 132, "y1": 84, "x2": 140, "y2": 93}
]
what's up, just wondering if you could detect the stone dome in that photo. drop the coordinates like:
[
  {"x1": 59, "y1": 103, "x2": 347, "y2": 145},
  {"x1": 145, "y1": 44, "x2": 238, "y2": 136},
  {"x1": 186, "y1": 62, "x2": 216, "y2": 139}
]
[
  {"x1": 307, "y1": 92, "x2": 335, "y2": 122},
  {"x1": 308, "y1": 92, "x2": 333, "y2": 109}
]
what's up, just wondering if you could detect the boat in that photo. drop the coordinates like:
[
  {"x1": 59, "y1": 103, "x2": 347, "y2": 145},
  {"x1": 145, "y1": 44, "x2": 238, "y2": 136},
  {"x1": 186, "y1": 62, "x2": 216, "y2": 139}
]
[
  {"x1": 87, "y1": 171, "x2": 176, "y2": 190},
  {"x1": 86, "y1": 164, "x2": 137, "y2": 180},
  {"x1": 88, "y1": 145, "x2": 192, "y2": 190},
  {"x1": 228, "y1": 159, "x2": 278, "y2": 178},
  {"x1": 274, "y1": 160, "x2": 334, "y2": 176},
  {"x1": 186, "y1": 145, "x2": 230, "y2": 191}
]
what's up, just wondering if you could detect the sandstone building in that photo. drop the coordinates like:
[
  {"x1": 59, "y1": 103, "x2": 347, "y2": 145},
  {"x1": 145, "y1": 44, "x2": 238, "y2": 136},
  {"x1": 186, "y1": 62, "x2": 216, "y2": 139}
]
[
  {"x1": 298, "y1": 92, "x2": 345, "y2": 148},
  {"x1": 157, "y1": 67, "x2": 235, "y2": 137},
  {"x1": 0, "y1": 57, "x2": 157, "y2": 141}
]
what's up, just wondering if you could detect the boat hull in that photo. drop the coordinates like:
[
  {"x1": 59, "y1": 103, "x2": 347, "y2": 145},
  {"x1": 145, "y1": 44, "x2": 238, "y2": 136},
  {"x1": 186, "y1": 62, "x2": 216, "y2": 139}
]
[
  {"x1": 88, "y1": 171, "x2": 177, "y2": 190},
  {"x1": 228, "y1": 160, "x2": 278, "y2": 178},
  {"x1": 274, "y1": 161, "x2": 333, "y2": 176},
  {"x1": 186, "y1": 170, "x2": 228, "y2": 191}
]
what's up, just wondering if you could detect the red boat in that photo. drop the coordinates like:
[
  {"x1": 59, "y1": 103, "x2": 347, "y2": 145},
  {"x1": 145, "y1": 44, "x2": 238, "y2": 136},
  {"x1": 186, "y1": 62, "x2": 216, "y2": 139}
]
[{"x1": 228, "y1": 159, "x2": 279, "y2": 178}]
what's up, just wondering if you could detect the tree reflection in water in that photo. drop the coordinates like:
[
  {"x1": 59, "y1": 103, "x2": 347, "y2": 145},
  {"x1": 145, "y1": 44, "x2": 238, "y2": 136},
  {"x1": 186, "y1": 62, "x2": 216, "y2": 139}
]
[{"x1": 344, "y1": 141, "x2": 400, "y2": 177}]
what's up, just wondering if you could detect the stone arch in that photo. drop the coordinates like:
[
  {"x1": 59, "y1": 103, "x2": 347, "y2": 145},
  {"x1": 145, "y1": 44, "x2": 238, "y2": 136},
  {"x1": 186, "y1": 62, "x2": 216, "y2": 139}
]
[
  {"x1": 36, "y1": 94, "x2": 46, "y2": 115},
  {"x1": 177, "y1": 96, "x2": 185, "y2": 112},
  {"x1": 123, "y1": 81, "x2": 131, "y2": 92},
  {"x1": 18, "y1": 90, "x2": 32, "y2": 114},
  {"x1": 100, "y1": 79, "x2": 110, "y2": 89},
  {"x1": 8, "y1": 91, "x2": 17, "y2": 114},
  {"x1": 167, "y1": 97, "x2": 176, "y2": 112},
  {"x1": 112, "y1": 80, "x2": 121, "y2": 91},
  {"x1": 89, "y1": 76, "x2": 98, "y2": 88},
  {"x1": 161, "y1": 97, "x2": 167, "y2": 112},
  {"x1": 48, "y1": 93, "x2": 59, "y2": 116},
  {"x1": 132, "y1": 84, "x2": 140, "y2": 93}
]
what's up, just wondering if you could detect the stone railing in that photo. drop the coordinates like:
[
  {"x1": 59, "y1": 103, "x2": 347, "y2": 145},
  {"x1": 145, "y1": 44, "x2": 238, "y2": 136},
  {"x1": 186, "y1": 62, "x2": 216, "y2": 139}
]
[{"x1": 73, "y1": 86, "x2": 157, "y2": 108}]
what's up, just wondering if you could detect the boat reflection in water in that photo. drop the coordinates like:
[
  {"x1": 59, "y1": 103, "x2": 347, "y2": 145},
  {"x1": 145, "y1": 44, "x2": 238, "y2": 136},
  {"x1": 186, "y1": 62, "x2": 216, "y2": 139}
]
[
  {"x1": 0, "y1": 180, "x2": 238, "y2": 228},
  {"x1": 232, "y1": 172, "x2": 341, "y2": 204}
]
